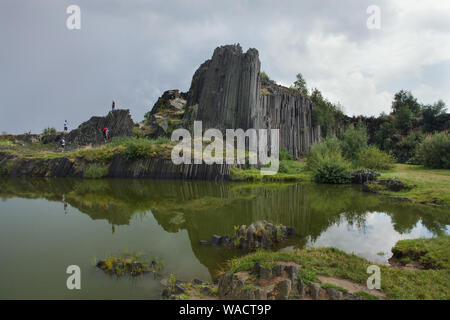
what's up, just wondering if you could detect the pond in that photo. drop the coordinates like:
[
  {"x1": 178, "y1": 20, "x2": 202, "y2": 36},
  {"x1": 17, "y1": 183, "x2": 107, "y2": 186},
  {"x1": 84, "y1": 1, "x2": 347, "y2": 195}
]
[{"x1": 0, "y1": 178, "x2": 448, "y2": 299}]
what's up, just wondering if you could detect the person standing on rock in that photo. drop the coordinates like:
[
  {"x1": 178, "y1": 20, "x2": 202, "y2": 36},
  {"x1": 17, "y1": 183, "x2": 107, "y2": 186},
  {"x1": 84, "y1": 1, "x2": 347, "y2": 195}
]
[
  {"x1": 60, "y1": 137, "x2": 66, "y2": 153},
  {"x1": 112, "y1": 100, "x2": 115, "y2": 111},
  {"x1": 63, "y1": 120, "x2": 68, "y2": 133},
  {"x1": 102, "y1": 127, "x2": 110, "y2": 141}
]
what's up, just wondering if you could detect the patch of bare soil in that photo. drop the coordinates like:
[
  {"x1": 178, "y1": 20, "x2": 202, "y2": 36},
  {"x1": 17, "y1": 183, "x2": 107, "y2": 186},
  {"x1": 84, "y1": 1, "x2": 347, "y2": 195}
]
[{"x1": 317, "y1": 275, "x2": 386, "y2": 299}]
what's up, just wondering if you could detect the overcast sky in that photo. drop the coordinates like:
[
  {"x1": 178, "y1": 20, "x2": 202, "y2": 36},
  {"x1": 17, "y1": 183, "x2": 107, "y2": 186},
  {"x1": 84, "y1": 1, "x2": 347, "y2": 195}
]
[{"x1": 1, "y1": 0, "x2": 449, "y2": 134}]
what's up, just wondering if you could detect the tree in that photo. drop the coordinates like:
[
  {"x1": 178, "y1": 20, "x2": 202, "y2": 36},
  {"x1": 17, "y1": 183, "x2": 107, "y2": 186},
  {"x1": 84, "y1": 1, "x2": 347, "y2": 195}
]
[
  {"x1": 422, "y1": 100, "x2": 447, "y2": 133},
  {"x1": 293, "y1": 73, "x2": 308, "y2": 96},
  {"x1": 340, "y1": 122, "x2": 368, "y2": 160},
  {"x1": 373, "y1": 117, "x2": 396, "y2": 151},
  {"x1": 395, "y1": 105, "x2": 412, "y2": 134},
  {"x1": 391, "y1": 90, "x2": 421, "y2": 116}
]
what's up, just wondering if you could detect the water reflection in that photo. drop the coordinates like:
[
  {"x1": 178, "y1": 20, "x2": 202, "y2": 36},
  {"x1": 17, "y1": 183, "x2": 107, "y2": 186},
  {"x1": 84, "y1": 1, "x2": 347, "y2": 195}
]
[{"x1": 0, "y1": 178, "x2": 448, "y2": 274}]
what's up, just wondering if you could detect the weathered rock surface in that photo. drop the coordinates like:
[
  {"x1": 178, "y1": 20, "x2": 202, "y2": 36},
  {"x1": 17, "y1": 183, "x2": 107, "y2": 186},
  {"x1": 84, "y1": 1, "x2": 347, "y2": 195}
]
[
  {"x1": 215, "y1": 262, "x2": 374, "y2": 300},
  {"x1": 350, "y1": 169, "x2": 380, "y2": 184},
  {"x1": 145, "y1": 44, "x2": 322, "y2": 158},
  {"x1": 200, "y1": 220, "x2": 296, "y2": 249},
  {"x1": 66, "y1": 109, "x2": 134, "y2": 148},
  {"x1": 0, "y1": 152, "x2": 231, "y2": 180},
  {"x1": 363, "y1": 177, "x2": 413, "y2": 193},
  {"x1": 144, "y1": 90, "x2": 187, "y2": 139}
]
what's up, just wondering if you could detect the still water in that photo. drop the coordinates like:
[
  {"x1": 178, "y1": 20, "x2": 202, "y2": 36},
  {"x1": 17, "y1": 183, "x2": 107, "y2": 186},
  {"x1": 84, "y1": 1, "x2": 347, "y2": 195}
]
[{"x1": 0, "y1": 178, "x2": 448, "y2": 299}]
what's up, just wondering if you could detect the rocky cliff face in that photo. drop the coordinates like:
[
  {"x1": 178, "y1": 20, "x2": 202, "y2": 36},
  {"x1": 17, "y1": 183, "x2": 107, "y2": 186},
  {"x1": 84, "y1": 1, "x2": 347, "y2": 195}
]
[
  {"x1": 0, "y1": 152, "x2": 231, "y2": 180},
  {"x1": 143, "y1": 90, "x2": 187, "y2": 139},
  {"x1": 66, "y1": 109, "x2": 134, "y2": 148},
  {"x1": 258, "y1": 80, "x2": 321, "y2": 158},
  {"x1": 184, "y1": 45, "x2": 261, "y2": 131},
  {"x1": 179, "y1": 44, "x2": 321, "y2": 158}
]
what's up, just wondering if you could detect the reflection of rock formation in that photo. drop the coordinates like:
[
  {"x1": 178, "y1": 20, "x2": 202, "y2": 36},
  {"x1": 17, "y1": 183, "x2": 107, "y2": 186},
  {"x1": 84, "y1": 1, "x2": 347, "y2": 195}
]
[{"x1": 0, "y1": 178, "x2": 448, "y2": 275}]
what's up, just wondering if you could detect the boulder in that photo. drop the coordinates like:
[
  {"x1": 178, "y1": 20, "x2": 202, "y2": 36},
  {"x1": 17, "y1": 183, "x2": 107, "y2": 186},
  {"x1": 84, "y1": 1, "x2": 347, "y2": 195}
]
[
  {"x1": 277, "y1": 279, "x2": 291, "y2": 300},
  {"x1": 379, "y1": 178, "x2": 411, "y2": 191},
  {"x1": 350, "y1": 169, "x2": 380, "y2": 184},
  {"x1": 326, "y1": 288, "x2": 343, "y2": 300},
  {"x1": 259, "y1": 266, "x2": 272, "y2": 280},
  {"x1": 285, "y1": 265, "x2": 298, "y2": 282},
  {"x1": 272, "y1": 265, "x2": 284, "y2": 277},
  {"x1": 296, "y1": 279, "x2": 306, "y2": 298},
  {"x1": 218, "y1": 272, "x2": 246, "y2": 300},
  {"x1": 309, "y1": 283, "x2": 321, "y2": 300}
]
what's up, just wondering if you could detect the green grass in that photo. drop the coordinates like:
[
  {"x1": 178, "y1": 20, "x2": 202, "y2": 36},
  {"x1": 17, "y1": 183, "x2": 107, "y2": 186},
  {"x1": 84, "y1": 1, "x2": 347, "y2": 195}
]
[
  {"x1": 230, "y1": 160, "x2": 312, "y2": 182},
  {"x1": 354, "y1": 291, "x2": 380, "y2": 300},
  {"x1": 379, "y1": 164, "x2": 450, "y2": 206},
  {"x1": 391, "y1": 236, "x2": 450, "y2": 269},
  {"x1": 224, "y1": 247, "x2": 450, "y2": 300},
  {"x1": 1, "y1": 136, "x2": 176, "y2": 162},
  {"x1": 84, "y1": 164, "x2": 108, "y2": 179},
  {"x1": 321, "y1": 283, "x2": 348, "y2": 293}
]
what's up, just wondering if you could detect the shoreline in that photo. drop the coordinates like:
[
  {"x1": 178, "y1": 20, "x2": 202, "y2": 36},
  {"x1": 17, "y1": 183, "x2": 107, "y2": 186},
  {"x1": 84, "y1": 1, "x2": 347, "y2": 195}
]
[{"x1": 1, "y1": 149, "x2": 449, "y2": 208}]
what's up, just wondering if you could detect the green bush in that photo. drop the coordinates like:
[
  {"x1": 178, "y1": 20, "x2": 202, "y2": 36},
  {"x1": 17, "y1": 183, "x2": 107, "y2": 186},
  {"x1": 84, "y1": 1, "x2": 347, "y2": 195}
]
[
  {"x1": 42, "y1": 127, "x2": 57, "y2": 135},
  {"x1": 279, "y1": 150, "x2": 293, "y2": 161},
  {"x1": 312, "y1": 154, "x2": 351, "y2": 184},
  {"x1": 278, "y1": 160, "x2": 303, "y2": 174},
  {"x1": 415, "y1": 133, "x2": 450, "y2": 169},
  {"x1": 110, "y1": 136, "x2": 172, "y2": 160},
  {"x1": 356, "y1": 146, "x2": 394, "y2": 170},
  {"x1": 340, "y1": 123, "x2": 368, "y2": 160},
  {"x1": 392, "y1": 133, "x2": 424, "y2": 163},
  {"x1": 306, "y1": 137, "x2": 342, "y2": 171},
  {"x1": 84, "y1": 164, "x2": 108, "y2": 179}
]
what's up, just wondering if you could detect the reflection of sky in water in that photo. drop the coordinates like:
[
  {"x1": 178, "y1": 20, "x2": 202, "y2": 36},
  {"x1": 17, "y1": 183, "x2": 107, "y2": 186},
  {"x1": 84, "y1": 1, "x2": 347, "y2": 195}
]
[{"x1": 307, "y1": 212, "x2": 435, "y2": 264}]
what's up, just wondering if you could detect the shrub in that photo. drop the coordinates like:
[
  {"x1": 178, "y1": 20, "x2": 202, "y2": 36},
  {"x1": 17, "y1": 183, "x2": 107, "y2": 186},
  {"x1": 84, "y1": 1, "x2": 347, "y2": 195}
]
[
  {"x1": 392, "y1": 132, "x2": 424, "y2": 163},
  {"x1": 279, "y1": 150, "x2": 293, "y2": 161},
  {"x1": 278, "y1": 160, "x2": 303, "y2": 174},
  {"x1": 110, "y1": 136, "x2": 172, "y2": 160},
  {"x1": 415, "y1": 133, "x2": 450, "y2": 169},
  {"x1": 42, "y1": 127, "x2": 57, "y2": 135},
  {"x1": 312, "y1": 154, "x2": 351, "y2": 184},
  {"x1": 306, "y1": 137, "x2": 342, "y2": 171},
  {"x1": 84, "y1": 164, "x2": 108, "y2": 179},
  {"x1": 356, "y1": 146, "x2": 394, "y2": 170},
  {"x1": 340, "y1": 123, "x2": 368, "y2": 160}
]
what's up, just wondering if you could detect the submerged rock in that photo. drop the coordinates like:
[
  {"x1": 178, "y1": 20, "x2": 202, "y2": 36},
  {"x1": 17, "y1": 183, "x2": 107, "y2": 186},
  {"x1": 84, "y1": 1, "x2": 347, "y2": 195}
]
[
  {"x1": 96, "y1": 253, "x2": 162, "y2": 277},
  {"x1": 350, "y1": 169, "x2": 380, "y2": 184},
  {"x1": 199, "y1": 220, "x2": 296, "y2": 250}
]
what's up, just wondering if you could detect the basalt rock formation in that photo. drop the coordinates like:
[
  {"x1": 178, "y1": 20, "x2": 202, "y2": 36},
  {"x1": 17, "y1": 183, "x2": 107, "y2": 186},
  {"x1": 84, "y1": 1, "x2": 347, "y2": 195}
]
[
  {"x1": 0, "y1": 151, "x2": 231, "y2": 180},
  {"x1": 150, "y1": 44, "x2": 321, "y2": 158},
  {"x1": 66, "y1": 109, "x2": 134, "y2": 148},
  {"x1": 200, "y1": 220, "x2": 296, "y2": 250},
  {"x1": 143, "y1": 90, "x2": 187, "y2": 139}
]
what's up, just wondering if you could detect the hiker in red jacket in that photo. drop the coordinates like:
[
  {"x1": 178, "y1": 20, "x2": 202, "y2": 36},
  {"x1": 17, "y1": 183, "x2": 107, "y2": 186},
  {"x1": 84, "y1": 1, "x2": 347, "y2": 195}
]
[{"x1": 102, "y1": 127, "x2": 110, "y2": 141}]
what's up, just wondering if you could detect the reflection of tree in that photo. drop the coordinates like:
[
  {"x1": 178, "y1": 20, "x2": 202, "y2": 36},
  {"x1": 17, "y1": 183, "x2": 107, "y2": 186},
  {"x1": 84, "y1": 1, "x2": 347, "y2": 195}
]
[{"x1": 0, "y1": 177, "x2": 448, "y2": 274}]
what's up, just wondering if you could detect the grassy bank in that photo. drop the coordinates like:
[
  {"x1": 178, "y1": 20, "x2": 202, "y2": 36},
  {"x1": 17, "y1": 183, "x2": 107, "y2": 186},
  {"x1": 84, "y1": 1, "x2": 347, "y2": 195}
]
[
  {"x1": 1, "y1": 136, "x2": 176, "y2": 162},
  {"x1": 390, "y1": 235, "x2": 450, "y2": 269},
  {"x1": 379, "y1": 164, "x2": 450, "y2": 206},
  {"x1": 2, "y1": 137, "x2": 449, "y2": 207},
  {"x1": 224, "y1": 239, "x2": 450, "y2": 300},
  {"x1": 231, "y1": 161, "x2": 450, "y2": 207},
  {"x1": 230, "y1": 160, "x2": 311, "y2": 182}
]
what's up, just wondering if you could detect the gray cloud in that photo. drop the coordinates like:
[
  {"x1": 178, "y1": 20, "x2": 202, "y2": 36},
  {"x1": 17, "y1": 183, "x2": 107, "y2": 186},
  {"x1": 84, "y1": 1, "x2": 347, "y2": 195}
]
[{"x1": 0, "y1": 0, "x2": 449, "y2": 133}]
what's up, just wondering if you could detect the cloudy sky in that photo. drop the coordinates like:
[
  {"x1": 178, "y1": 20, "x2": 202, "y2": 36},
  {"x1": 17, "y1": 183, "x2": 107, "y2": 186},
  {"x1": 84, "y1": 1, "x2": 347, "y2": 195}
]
[{"x1": 1, "y1": 0, "x2": 449, "y2": 134}]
